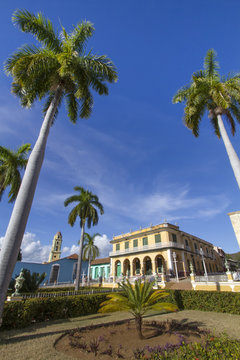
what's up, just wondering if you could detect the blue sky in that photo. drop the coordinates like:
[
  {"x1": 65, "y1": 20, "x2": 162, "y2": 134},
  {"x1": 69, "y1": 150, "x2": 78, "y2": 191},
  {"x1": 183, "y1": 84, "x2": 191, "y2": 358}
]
[{"x1": 1, "y1": 0, "x2": 240, "y2": 261}]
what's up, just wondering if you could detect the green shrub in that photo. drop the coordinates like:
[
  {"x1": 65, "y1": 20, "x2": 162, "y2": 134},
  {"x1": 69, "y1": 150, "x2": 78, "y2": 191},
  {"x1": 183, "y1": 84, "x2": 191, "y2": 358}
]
[
  {"x1": 1, "y1": 293, "x2": 107, "y2": 330},
  {"x1": 145, "y1": 334, "x2": 240, "y2": 359},
  {"x1": 165, "y1": 289, "x2": 240, "y2": 315}
]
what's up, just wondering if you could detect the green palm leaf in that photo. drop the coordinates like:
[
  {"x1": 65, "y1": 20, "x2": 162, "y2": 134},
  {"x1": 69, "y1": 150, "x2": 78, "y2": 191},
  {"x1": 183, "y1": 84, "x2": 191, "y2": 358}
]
[
  {"x1": 0, "y1": 144, "x2": 31, "y2": 202},
  {"x1": 99, "y1": 279, "x2": 178, "y2": 338}
]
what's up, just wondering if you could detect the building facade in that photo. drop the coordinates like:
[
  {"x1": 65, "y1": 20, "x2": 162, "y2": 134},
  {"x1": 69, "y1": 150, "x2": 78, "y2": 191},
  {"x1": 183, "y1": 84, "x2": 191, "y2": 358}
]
[
  {"x1": 90, "y1": 257, "x2": 110, "y2": 280},
  {"x1": 13, "y1": 254, "x2": 88, "y2": 285},
  {"x1": 109, "y1": 222, "x2": 224, "y2": 279}
]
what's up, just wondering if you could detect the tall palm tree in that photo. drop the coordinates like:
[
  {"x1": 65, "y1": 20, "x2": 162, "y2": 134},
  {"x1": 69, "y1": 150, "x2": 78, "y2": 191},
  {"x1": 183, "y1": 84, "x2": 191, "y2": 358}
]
[
  {"x1": 0, "y1": 9, "x2": 117, "y2": 323},
  {"x1": 83, "y1": 232, "x2": 100, "y2": 286},
  {"x1": 64, "y1": 187, "x2": 104, "y2": 290},
  {"x1": 99, "y1": 279, "x2": 178, "y2": 339},
  {"x1": 0, "y1": 144, "x2": 31, "y2": 202},
  {"x1": 173, "y1": 49, "x2": 240, "y2": 190}
]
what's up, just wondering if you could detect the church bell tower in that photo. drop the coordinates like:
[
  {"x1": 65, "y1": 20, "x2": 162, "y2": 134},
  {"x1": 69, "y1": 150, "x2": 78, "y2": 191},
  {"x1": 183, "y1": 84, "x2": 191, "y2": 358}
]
[{"x1": 48, "y1": 232, "x2": 62, "y2": 262}]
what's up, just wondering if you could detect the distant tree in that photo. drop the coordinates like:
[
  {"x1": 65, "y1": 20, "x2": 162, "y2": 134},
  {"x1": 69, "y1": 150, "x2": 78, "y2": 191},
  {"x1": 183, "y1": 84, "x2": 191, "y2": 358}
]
[
  {"x1": 83, "y1": 232, "x2": 100, "y2": 286},
  {"x1": 20, "y1": 269, "x2": 46, "y2": 292},
  {"x1": 0, "y1": 144, "x2": 31, "y2": 202},
  {"x1": 8, "y1": 269, "x2": 46, "y2": 293},
  {"x1": 64, "y1": 187, "x2": 104, "y2": 290},
  {"x1": 173, "y1": 49, "x2": 240, "y2": 191},
  {"x1": 0, "y1": 9, "x2": 117, "y2": 323},
  {"x1": 99, "y1": 279, "x2": 178, "y2": 339}
]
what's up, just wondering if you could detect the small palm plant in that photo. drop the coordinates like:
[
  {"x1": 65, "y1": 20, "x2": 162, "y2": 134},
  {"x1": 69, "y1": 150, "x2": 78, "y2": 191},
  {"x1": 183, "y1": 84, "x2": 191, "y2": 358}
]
[{"x1": 98, "y1": 279, "x2": 178, "y2": 339}]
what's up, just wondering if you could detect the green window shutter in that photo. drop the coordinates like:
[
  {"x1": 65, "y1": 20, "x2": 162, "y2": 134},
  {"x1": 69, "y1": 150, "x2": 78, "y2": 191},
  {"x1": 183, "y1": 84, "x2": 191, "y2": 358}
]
[
  {"x1": 125, "y1": 241, "x2": 129, "y2": 249},
  {"x1": 143, "y1": 237, "x2": 148, "y2": 246},
  {"x1": 133, "y1": 239, "x2": 138, "y2": 247},
  {"x1": 172, "y1": 234, "x2": 177, "y2": 243},
  {"x1": 116, "y1": 244, "x2": 120, "y2": 251},
  {"x1": 155, "y1": 234, "x2": 161, "y2": 243}
]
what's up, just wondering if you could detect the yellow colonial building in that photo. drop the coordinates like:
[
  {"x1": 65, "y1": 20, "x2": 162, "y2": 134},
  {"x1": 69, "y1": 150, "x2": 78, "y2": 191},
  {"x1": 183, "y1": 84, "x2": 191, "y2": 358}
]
[{"x1": 109, "y1": 222, "x2": 224, "y2": 279}]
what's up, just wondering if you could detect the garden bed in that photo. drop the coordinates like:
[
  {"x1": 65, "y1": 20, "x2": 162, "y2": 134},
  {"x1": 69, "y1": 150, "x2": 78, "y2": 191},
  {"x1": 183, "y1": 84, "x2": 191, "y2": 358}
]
[{"x1": 55, "y1": 319, "x2": 208, "y2": 359}]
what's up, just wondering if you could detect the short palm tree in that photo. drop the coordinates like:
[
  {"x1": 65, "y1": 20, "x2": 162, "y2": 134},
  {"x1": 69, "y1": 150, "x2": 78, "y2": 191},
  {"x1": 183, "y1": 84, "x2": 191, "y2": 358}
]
[
  {"x1": 0, "y1": 144, "x2": 31, "y2": 202},
  {"x1": 20, "y1": 269, "x2": 46, "y2": 293},
  {"x1": 64, "y1": 186, "x2": 104, "y2": 290},
  {"x1": 0, "y1": 10, "x2": 117, "y2": 322},
  {"x1": 98, "y1": 279, "x2": 178, "y2": 339},
  {"x1": 83, "y1": 232, "x2": 100, "y2": 286},
  {"x1": 173, "y1": 49, "x2": 240, "y2": 190}
]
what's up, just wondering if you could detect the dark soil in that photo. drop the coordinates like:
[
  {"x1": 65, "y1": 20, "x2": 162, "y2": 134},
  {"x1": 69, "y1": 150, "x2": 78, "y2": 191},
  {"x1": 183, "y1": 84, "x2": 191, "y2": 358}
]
[{"x1": 55, "y1": 319, "x2": 207, "y2": 359}]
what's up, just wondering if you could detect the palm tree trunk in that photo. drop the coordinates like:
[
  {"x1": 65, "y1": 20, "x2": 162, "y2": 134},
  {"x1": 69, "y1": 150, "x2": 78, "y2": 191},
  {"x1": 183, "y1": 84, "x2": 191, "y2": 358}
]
[
  {"x1": 87, "y1": 255, "x2": 91, "y2": 287},
  {"x1": 217, "y1": 115, "x2": 240, "y2": 189},
  {"x1": 135, "y1": 315, "x2": 144, "y2": 339},
  {"x1": 0, "y1": 88, "x2": 62, "y2": 324},
  {"x1": 75, "y1": 221, "x2": 85, "y2": 291}
]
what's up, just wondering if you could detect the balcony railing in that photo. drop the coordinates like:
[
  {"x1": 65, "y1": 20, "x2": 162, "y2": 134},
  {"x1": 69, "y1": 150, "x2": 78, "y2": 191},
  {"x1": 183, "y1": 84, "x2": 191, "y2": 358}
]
[{"x1": 109, "y1": 241, "x2": 184, "y2": 257}]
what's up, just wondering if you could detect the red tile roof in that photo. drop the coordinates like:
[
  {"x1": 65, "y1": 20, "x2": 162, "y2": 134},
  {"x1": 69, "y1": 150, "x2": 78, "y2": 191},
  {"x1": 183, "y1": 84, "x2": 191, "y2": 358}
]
[
  {"x1": 91, "y1": 257, "x2": 110, "y2": 265},
  {"x1": 66, "y1": 253, "x2": 78, "y2": 260}
]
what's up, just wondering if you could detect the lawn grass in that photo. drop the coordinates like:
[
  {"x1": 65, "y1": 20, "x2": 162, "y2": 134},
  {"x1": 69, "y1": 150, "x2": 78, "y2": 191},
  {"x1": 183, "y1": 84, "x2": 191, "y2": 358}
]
[{"x1": 0, "y1": 310, "x2": 240, "y2": 359}]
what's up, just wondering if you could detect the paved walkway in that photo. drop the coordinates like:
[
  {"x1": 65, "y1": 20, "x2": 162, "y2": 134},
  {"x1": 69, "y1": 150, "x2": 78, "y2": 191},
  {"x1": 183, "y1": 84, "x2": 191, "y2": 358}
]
[{"x1": 0, "y1": 310, "x2": 239, "y2": 359}]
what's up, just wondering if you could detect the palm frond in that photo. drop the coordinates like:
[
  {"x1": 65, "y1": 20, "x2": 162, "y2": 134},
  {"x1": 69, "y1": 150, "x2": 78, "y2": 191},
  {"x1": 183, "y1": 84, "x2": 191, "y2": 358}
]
[
  {"x1": 204, "y1": 49, "x2": 219, "y2": 78},
  {"x1": 209, "y1": 115, "x2": 220, "y2": 138},
  {"x1": 79, "y1": 90, "x2": 93, "y2": 118},
  {"x1": 5, "y1": 44, "x2": 40, "y2": 74},
  {"x1": 172, "y1": 86, "x2": 190, "y2": 104},
  {"x1": 65, "y1": 92, "x2": 78, "y2": 123},
  {"x1": 69, "y1": 21, "x2": 94, "y2": 54},
  {"x1": 12, "y1": 9, "x2": 61, "y2": 52},
  {"x1": 82, "y1": 55, "x2": 118, "y2": 83}
]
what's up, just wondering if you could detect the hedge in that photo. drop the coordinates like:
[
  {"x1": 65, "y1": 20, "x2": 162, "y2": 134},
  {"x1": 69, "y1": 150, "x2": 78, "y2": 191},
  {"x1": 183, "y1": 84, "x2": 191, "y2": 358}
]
[
  {"x1": 166, "y1": 289, "x2": 240, "y2": 315},
  {"x1": 2, "y1": 289, "x2": 240, "y2": 331},
  {"x1": 1, "y1": 293, "x2": 107, "y2": 330}
]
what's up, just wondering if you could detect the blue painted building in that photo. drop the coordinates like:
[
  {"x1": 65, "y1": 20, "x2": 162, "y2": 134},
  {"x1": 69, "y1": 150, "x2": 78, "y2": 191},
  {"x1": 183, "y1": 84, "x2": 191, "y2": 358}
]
[{"x1": 13, "y1": 254, "x2": 88, "y2": 285}]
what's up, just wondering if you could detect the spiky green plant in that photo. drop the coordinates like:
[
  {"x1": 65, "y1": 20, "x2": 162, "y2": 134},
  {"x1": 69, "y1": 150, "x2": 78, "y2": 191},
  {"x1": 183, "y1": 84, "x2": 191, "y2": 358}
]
[
  {"x1": 173, "y1": 49, "x2": 240, "y2": 192},
  {"x1": 0, "y1": 144, "x2": 31, "y2": 202},
  {"x1": 98, "y1": 279, "x2": 178, "y2": 339},
  {"x1": 64, "y1": 187, "x2": 104, "y2": 290}
]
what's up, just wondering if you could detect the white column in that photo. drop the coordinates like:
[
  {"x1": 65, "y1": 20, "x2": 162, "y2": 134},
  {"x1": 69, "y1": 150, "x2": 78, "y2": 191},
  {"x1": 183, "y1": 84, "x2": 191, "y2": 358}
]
[
  {"x1": 181, "y1": 251, "x2": 187, "y2": 276},
  {"x1": 110, "y1": 258, "x2": 113, "y2": 276},
  {"x1": 167, "y1": 249, "x2": 173, "y2": 274}
]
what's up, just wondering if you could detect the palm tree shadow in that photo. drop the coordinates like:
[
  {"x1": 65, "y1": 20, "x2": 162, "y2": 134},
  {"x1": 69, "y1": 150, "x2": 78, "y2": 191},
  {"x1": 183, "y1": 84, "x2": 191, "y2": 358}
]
[
  {"x1": 143, "y1": 318, "x2": 206, "y2": 339},
  {"x1": 0, "y1": 314, "x2": 110, "y2": 345}
]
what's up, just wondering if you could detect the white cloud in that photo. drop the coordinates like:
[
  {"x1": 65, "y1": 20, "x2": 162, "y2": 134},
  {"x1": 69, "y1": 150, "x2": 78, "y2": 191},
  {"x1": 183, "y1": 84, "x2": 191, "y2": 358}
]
[
  {"x1": 94, "y1": 234, "x2": 112, "y2": 258},
  {"x1": 21, "y1": 233, "x2": 51, "y2": 262},
  {"x1": 61, "y1": 235, "x2": 111, "y2": 259},
  {"x1": 0, "y1": 232, "x2": 51, "y2": 263},
  {"x1": 62, "y1": 244, "x2": 79, "y2": 255}
]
